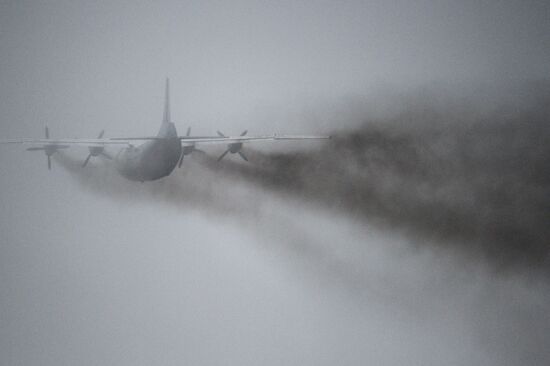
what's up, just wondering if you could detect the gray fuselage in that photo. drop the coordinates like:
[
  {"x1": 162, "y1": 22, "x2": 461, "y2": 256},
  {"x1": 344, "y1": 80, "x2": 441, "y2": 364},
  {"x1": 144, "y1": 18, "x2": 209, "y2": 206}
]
[{"x1": 114, "y1": 121, "x2": 181, "y2": 182}]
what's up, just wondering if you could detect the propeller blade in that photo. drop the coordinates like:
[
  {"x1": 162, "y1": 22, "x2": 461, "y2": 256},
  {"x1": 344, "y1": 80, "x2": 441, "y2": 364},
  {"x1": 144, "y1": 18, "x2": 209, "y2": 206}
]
[
  {"x1": 26, "y1": 147, "x2": 46, "y2": 151},
  {"x1": 100, "y1": 151, "x2": 112, "y2": 160},
  {"x1": 47, "y1": 156, "x2": 51, "y2": 170},
  {"x1": 178, "y1": 152, "x2": 184, "y2": 168},
  {"x1": 240, "y1": 130, "x2": 248, "y2": 136},
  {"x1": 238, "y1": 151, "x2": 249, "y2": 162},
  {"x1": 45, "y1": 126, "x2": 50, "y2": 139},
  {"x1": 217, "y1": 130, "x2": 226, "y2": 137},
  {"x1": 82, "y1": 154, "x2": 92, "y2": 167},
  {"x1": 186, "y1": 127, "x2": 191, "y2": 136},
  {"x1": 217, "y1": 149, "x2": 230, "y2": 162},
  {"x1": 97, "y1": 130, "x2": 105, "y2": 139}
]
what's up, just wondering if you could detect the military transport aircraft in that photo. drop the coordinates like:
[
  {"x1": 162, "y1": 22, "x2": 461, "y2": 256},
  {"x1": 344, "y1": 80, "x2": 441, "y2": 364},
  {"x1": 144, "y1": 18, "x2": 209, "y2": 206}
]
[{"x1": 1, "y1": 79, "x2": 328, "y2": 182}]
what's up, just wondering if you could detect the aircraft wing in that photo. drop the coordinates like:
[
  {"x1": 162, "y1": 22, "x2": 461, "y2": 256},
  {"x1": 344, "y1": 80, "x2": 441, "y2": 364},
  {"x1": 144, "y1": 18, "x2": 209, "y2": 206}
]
[
  {"x1": 0, "y1": 138, "x2": 133, "y2": 146},
  {"x1": 1, "y1": 135, "x2": 329, "y2": 147},
  {"x1": 179, "y1": 134, "x2": 330, "y2": 145},
  {"x1": 1, "y1": 132, "x2": 329, "y2": 168},
  {"x1": 0, "y1": 127, "x2": 131, "y2": 147}
]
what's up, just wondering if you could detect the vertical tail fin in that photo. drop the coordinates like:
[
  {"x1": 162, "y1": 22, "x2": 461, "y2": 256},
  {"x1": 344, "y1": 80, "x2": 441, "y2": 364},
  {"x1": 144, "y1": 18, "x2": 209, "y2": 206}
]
[
  {"x1": 163, "y1": 78, "x2": 171, "y2": 123},
  {"x1": 157, "y1": 78, "x2": 178, "y2": 138}
]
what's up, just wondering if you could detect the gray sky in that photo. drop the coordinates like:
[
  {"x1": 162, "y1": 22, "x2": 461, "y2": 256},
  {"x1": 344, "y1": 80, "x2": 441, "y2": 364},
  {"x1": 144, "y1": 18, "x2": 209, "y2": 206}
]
[{"x1": 0, "y1": 1, "x2": 549, "y2": 365}]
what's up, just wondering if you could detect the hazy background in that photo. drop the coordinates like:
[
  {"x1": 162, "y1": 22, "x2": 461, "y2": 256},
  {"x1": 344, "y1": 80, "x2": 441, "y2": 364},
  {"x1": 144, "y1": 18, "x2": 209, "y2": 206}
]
[{"x1": 1, "y1": 1, "x2": 549, "y2": 365}]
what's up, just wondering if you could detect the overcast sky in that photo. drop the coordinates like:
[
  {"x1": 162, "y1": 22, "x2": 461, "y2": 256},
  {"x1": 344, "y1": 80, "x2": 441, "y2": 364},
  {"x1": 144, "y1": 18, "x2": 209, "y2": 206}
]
[{"x1": 0, "y1": 1, "x2": 549, "y2": 365}]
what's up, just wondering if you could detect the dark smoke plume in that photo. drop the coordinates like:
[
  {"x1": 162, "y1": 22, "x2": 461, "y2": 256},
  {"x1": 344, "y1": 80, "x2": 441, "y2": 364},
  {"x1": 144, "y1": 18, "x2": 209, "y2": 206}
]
[{"x1": 197, "y1": 82, "x2": 550, "y2": 270}]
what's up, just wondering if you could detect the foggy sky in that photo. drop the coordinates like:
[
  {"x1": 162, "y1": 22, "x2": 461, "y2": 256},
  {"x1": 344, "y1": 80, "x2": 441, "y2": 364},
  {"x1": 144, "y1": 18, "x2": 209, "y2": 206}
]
[{"x1": 1, "y1": 1, "x2": 549, "y2": 365}]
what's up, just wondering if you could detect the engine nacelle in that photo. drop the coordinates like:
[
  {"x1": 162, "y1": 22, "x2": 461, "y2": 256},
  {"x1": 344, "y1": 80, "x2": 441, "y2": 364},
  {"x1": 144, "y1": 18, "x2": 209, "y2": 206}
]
[{"x1": 228, "y1": 142, "x2": 243, "y2": 153}]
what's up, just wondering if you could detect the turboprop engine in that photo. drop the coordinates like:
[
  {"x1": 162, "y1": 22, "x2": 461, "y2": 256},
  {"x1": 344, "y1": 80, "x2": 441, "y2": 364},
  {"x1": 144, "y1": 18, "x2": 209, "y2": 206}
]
[{"x1": 216, "y1": 130, "x2": 248, "y2": 162}]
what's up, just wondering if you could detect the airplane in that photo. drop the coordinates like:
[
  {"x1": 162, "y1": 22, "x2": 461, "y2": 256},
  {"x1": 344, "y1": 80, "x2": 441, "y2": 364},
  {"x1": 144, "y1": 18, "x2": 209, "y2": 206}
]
[{"x1": 1, "y1": 79, "x2": 329, "y2": 182}]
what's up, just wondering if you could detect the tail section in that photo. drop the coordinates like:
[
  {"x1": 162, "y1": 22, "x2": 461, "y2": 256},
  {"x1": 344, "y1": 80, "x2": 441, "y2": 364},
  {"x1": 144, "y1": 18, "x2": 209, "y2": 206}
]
[
  {"x1": 157, "y1": 78, "x2": 178, "y2": 138},
  {"x1": 163, "y1": 78, "x2": 171, "y2": 123}
]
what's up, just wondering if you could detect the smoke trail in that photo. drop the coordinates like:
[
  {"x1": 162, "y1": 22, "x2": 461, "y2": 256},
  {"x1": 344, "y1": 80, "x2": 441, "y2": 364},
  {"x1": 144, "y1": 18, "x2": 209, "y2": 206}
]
[{"x1": 196, "y1": 82, "x2": 550, "y2": 270}]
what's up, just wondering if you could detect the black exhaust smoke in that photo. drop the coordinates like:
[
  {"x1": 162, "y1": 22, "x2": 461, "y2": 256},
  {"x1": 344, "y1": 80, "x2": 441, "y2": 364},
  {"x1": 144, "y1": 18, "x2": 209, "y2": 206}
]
[{"x1": 197, "y1": 84, "x2": 550, "y2": 270}]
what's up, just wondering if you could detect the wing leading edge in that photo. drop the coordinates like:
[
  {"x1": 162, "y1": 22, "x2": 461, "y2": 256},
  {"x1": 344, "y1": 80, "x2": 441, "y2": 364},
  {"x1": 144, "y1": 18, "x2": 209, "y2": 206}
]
[{"x1": 1, "y1": 134, "x2": 330, "y2": 147}]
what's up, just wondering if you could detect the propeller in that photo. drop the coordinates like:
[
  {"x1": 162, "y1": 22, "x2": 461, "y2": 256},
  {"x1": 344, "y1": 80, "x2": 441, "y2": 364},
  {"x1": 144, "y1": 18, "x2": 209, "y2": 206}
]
[
  {"x1": 217, "y1": 149, "x2": 230, "y2": 162},
  {"x1": 217, "y1": 130, "x2": 248, "y2": 162},
  {"x1": 82, "y1": 130, "x2": 111, "y2": 167},
  {"x1": 178, "y1": 127, "x2": 205, "y2": 167},
  {"x1": 26, "y1": 126, "x2": 69, "y2": 170}
]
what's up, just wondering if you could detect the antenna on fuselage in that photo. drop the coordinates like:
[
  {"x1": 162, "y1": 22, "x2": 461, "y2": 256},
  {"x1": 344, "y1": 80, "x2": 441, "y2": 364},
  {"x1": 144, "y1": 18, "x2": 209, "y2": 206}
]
[{"x1": 163, "y1": 78, "x2": 171, "y2": 123}]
